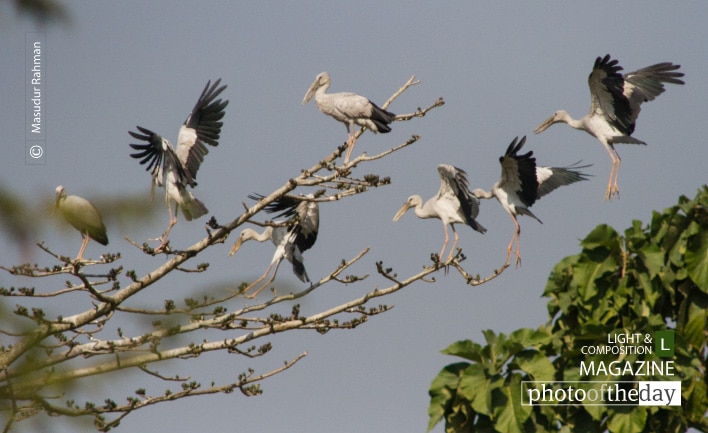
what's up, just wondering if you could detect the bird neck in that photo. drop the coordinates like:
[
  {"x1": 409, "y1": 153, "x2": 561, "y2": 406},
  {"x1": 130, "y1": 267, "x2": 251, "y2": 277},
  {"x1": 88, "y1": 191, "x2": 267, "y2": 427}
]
[
  {"x1": 251, "y1": 226, "x2": 273, "y2": 243},
  {"x1": 565, "y1": 114, "x2": 586, "y2": 131},
  {"x1": 416, "y1": 199, "x2": 438, "y2": 219}
]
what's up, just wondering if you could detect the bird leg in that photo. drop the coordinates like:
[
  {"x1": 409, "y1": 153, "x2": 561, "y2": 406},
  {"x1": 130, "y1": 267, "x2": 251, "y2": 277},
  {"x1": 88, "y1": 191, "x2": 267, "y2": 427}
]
[
  {"x1": 603, "y1": 146, "x2": 621, "y2": 201},
  {"x1": 438, "y1": 224, "x2": 450, "y2": 263},
  {"x1": 343, "y1": 133, "x2": 358, "y2": 164},
  {"x1": 155, "y1": 204, "x2": 178, "y2": 251},
  {"x1": 75, "y1": 234, "x2": 90, "y2": 260},
  {"x1": 446, "y1": 226, "x2": 460, "y2": 262},
  {"x1": 505, "y1": 216, "x2": 522, "y2": 267},
  {"x1": 241, "y1": 260, "x2": 282, "y2": 299}
]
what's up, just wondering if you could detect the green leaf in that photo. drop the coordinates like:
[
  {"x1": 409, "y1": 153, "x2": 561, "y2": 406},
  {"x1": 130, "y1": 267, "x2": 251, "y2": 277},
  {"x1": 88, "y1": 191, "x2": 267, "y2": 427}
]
[
  {"x1": 458, "y1": 363, "x2": 495, "y2": 415},
  {"x1": 580, "y1": 224, "x2": 621, "y2": 251},
  {"x1": 574, "y1": 255, "x2": 617, "y2": 302},
  {"x1": 685, "y1": 222, "x2": 708, "y2": 292},
  {"x1": 606, "y1": 407, "x2": 647, "y2": 433},
  {"x1": 441, "y1": 340, "x2": 483, "y2": 362},
  {"x1": 682, "y1": 306, "x2": 707, "y2": 351},
  {"x1": 514, "y1": 349, "x2": 555, "y2": 382},
  {"x1": 493, "y1": 375, "x2": 531, "y2": 433},
  {"x1": 636, "y1": 244, "x2": 665, "y2": 278},
  {"x1": 427, "y1": 362, "x2": 468, "y2": 432}
]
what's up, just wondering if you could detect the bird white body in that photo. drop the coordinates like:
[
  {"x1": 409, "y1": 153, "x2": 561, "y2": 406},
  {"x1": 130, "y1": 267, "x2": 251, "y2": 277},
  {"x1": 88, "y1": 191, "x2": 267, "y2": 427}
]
[
  {"x1": 534, "y1": 54, "x2": 684, "y2": 200},
  {"x1": 230, "y1": 226, "x2": 308, "y2": 284},
  {"x1": 130, "y1": 79, "x2": 228, "y2": 245},
  {"x1": 394, "y1": 164, "x2": 486, "y2": 261},
  {"x1": 303, "y1": 72, "x2": 395, "y2": 162},
  {"x1": 472, "y1": 136, "x2": 589, "y2": 266},
  {"x1": 54, "y1": 185, "x2": 108, "y2": 260},
  {"x1": 229, "y1": 195, "x2": 319, "y2": 297},
  {"x1": 159, "y1": 139, "x2": 208, "y2": 222},
  {"x1": 302, "y1": 72, "x2": 395, "y2": 134}
]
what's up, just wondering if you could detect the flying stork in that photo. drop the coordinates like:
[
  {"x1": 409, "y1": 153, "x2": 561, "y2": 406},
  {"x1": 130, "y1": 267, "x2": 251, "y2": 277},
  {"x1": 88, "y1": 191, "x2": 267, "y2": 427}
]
[
  {"x1": 54, "y1": 185, "x2": 108, "y2": 260},
  {"x1": 393, "y1": 164, "x2": 486, "y2": 262},
  {"x1": 472, "y1": 136, "x2": 590, "y2": 267},
  {"x1": 229, "y1": 194, "x2": 319, "y2": 298},
  {"x1": 534, "y1": 54, "x2": 684, "y2": 201},
  {"x1": 302, "y1": 72, "x2": 396, "y2": 162},
  {"x1": 129, "y1": 79, "x2": 228, "y2": 248}
]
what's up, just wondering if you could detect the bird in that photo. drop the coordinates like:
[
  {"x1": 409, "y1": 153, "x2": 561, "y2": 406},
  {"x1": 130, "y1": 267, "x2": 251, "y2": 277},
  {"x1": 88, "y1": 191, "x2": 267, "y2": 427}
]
[
  {"x1": 302, "y1": 71, "x2": 396, "y2": 162},
  {"x1": 471, "y1": 136, "x2": 590, "y2": 267},
  {"x1": 229, "y1": 194, "x2": 319, "y2": 298},
  {"x1": 534, "y1": 54, "x2": 684, "y2": 201},
  {"x1": 54, "y1": 185, "x2": 108, "y2": 260},
  {"x1": 129, "y1": 79, "x2": 228, "y2": 248},
  {"x1": 393, "y1": 164, "x2": 486, "y2": 262}
]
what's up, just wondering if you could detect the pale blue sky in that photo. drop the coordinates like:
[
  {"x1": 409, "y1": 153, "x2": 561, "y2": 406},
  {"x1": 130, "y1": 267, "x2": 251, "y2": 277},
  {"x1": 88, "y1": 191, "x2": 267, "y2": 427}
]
[{"x1": 1, "y1": 2, "x2": 706, "y2": 432}]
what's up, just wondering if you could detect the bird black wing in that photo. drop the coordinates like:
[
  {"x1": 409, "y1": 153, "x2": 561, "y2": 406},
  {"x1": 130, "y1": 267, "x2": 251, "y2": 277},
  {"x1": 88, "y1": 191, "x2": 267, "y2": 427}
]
[
  {"x1": 130, "y1": 126, "x2": 193, "y2": 189},
  {"x1": 129, "y1": 126, "x2": 168, "y2": 189},
  {"x1": 622, "y1": 62, "x2": 684, "y2": 126},
  {"x1": 536, "y1": 162, "x2": 592, "y2": 199},
  {"x1": 248, "y1": 193, "x2": 301, "y2": 218},
  {"x1": 176, "y1": 79, "x2": 229, "y2": 181},
  {"x1": 248, "y1": 193, "x2": 320, "y2": 252},
  {"x1": 498, "y1": 136, "x2": 539, "y2": 208},
  {"x1": 589, "y1": 54, "x2": 634, "y2": 135},
  {"x1": 437, "y1": 164, "x2": 486, "y2": 234}
]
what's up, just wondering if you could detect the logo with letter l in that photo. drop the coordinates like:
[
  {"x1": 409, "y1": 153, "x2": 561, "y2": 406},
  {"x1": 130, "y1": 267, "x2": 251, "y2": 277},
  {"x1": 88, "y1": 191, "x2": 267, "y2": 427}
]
[{"x1": 655, "y1": 331, "x2": 675, "y2": 357}]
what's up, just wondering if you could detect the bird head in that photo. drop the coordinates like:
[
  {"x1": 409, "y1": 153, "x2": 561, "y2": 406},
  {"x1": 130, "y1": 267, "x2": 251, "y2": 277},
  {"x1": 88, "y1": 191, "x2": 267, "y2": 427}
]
[
  {"x1": 392, "y1": 196, "x2": 419, "y2": 222},
  {"x1": 54, "y1": 185, "x2": 67, "y2": 214},
  {"x1": 228, "y1": 227, "x2": 268, "y2": 256},
  {"x1": 534, "y1": 110, "x2": 569, "y2": 134},
  {"x1": 302, "y1": 72, "x2": 330, "y2": 105}
]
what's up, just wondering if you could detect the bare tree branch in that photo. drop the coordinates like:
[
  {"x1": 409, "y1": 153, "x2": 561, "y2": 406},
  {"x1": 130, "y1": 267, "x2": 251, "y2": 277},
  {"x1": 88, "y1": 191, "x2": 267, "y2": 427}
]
[{"x1": 0, "y1": 74, "x2": 498, "y2": 430}]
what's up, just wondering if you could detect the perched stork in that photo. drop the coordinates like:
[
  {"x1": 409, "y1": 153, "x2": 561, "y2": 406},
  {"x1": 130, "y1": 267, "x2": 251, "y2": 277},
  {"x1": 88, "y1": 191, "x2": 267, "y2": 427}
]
[
  {"x1": 229, "y1": 194, "x2": 319, "y2": 298},
  {"x1": 54, "y1": 186, "x2": 108, "y2": 260},
  {"x1": 393, "y1": 164, "x2": 486, "y2": 261},
  {"x1": 534, "y1": 54, "x2": 684, "y2": 201},
  {"x1": 302, "y1": 72, "x2": 395, "y2": 162},
  {"x1": 129, "y1": 79, "x2": 228, "y2": 247},
  {"x1": 472, "y1": 136, "x2": 590, "y2": 267}
]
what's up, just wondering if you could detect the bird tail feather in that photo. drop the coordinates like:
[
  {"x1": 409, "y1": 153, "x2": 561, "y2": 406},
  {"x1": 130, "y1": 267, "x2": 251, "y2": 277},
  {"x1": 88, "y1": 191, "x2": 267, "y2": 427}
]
[
  {"x1": 181, "y1": 195, "x2": 208, "y2": 221},
  {"x1": 370, "y1": 104, "x2": 395, "y2": 133}
]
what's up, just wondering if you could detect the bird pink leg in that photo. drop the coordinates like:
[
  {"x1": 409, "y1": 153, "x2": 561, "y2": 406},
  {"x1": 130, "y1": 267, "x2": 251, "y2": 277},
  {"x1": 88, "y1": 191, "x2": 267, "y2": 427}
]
[
  {"x1": 240, "y1": 263, "x2": 273, "y2": 298},
  {"x1": 603, "y1": 145, "x2": 621, "y2": 201},
  {"x1": 156, "y1": 204, "x2": 178, "y2": 251},
  {"x1": 76, "y1": 234, "x2": 90, "y2": 260},
  {"x1": 343, "y1": 133, "x2": 357, "y2": 164},
  {"x1": 513, "y1": 220, "x2": 522, "y2": 268},
  {"x1": 505, "y1": 215, "x2": 522, "y2": 267},
  {"x1": 447, "y1": 226, "x2": 460, "y2": 262},
  {"x1": 439, "y1": 224, "x2": 450, "y2": 261},
  {"x1": 242, "y1": 260, "x2": 283, "y2": 299}
]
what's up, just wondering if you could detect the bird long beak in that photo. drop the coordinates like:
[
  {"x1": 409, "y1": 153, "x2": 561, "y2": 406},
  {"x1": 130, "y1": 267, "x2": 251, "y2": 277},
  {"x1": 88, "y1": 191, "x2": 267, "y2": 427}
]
[
  {"x1": 228, "y1": 238, "x2": 244, "y2": 256},
  {"x1": 392, "y1": 202, "x2": 411, "y2": 222},
  {"x1": 302, "y1": 79, "x2": 319, "y2": 105},
  {"x1": 534, "y1": 115, "x2": 555, "y2": 134}
]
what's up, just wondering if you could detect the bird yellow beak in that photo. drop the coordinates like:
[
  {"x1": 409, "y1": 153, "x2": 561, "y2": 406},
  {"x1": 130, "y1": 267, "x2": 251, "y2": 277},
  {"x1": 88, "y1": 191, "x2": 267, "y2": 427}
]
[
  {"x1": 302, "y1": 78, "x2": 319, "y2": 105},
  {"x1": 228, "y1": 237, "x2": 244, "y2": 256},
  {"x1": 392, "y1": 202, "x2": 410, "y2": 222},
  {"x1": 534, "y1": 115, "x2": 555, "y2": 134}
]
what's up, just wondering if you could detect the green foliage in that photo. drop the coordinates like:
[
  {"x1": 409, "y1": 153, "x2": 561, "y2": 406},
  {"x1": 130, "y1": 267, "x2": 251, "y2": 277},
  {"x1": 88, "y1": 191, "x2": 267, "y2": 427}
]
[{"x1": 428, "y1": 186, "x2": 708, "y2": 433}]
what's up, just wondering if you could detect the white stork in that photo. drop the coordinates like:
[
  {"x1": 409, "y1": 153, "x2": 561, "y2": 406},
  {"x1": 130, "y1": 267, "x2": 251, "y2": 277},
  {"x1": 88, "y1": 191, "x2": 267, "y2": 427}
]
[
  {"x1": 534, "y1": 54, "x2": 684, "y2": 201},
  {"x1": 54, "y1": 185, "x2": 108, "y2": 260},
  {"x1": 229, "y1": 194, "x2": 319, "y2": 298},
  {"x1": 302, "y1": 72, "x2": 396, "y2": 162},
  {"x1": 472, "y1": 136, "x2": 590, "y2": 267},
  {"x1": 393, "y1": 164, "x2": 486, "y2": 261},
  {"x1": 129, "y1": 79, "x2": 228, "y2": 247}
]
